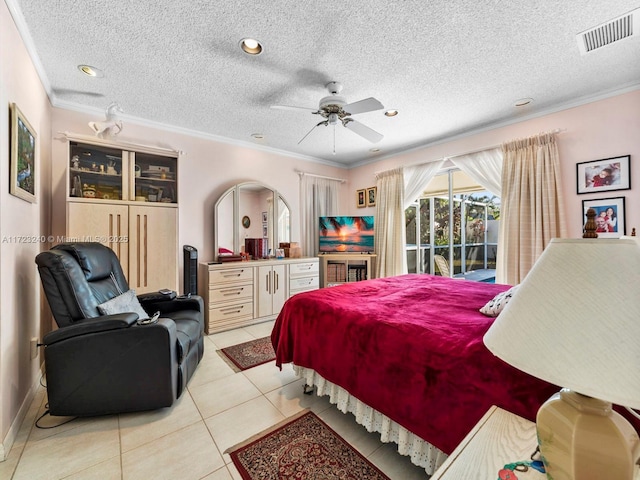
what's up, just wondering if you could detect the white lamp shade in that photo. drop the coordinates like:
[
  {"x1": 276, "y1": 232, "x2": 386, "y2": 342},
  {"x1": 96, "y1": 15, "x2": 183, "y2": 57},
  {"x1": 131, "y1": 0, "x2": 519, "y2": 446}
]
[{"x1": 483, "y1": 238, "x2": 640, "y2": 409}]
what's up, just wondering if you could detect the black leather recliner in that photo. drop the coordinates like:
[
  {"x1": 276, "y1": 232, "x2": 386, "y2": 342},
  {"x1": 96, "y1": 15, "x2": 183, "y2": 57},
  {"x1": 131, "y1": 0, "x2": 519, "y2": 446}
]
[{"x1": 35, "y1": 242, "x2": 205, "y2": 417}]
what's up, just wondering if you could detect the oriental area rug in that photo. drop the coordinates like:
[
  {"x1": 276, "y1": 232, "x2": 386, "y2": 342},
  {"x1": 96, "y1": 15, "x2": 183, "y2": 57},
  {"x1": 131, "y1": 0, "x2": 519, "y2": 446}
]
[
  {"x1": 226, "y1": 410, "x2": 391, "y2": 480},
  {"x1": 218, "y1": 336, "x2": 276, "y2": 371}
]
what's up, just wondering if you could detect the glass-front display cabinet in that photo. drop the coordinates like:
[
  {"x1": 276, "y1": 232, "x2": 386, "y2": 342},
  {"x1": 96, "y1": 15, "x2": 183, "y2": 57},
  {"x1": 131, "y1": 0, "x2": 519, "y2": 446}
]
[{"x1": 69, "y1": 141, "x2": 177, "y2": 203}]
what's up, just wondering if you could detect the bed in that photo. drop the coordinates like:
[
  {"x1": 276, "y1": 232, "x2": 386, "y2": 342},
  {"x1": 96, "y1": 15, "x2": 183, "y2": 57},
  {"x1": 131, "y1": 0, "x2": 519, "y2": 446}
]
[{"x1": 271, "y1": 274, "x2": 559, "y2": 474}]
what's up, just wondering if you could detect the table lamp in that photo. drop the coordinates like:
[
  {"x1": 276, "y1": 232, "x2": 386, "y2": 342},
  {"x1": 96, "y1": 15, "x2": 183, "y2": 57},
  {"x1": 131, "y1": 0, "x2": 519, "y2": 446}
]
[{"x1": 483, "y1": 238, "x2": 640, "y2": 480}]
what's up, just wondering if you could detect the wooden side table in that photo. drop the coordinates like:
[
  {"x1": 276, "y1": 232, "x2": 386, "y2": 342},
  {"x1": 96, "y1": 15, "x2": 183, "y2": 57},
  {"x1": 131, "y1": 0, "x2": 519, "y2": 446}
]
[
  {"x1": 432, "y1": 405, "x2": 640, "y2": 479},
  {"x1": 431, "y1": 406, "x2": 544, "y2": 479}
]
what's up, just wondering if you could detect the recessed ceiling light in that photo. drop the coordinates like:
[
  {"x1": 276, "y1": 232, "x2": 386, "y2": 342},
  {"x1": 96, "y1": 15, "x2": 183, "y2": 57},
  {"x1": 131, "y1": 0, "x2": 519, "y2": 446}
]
[
  {"x1": 251, "y1": 133, "x2": 265, "y2": 139},
  {"x1": 240, "y1": 38, "x2": 263, "y2": 55},
  {"x1": 384, "y1": 110, "x2": 398, "y2": 117},
  {"x1": 77, "y1": 64, "x2": 103, "y2": 77},
  {"x1": 514, "y1": 98, "x2": 533, "y2": 107},
  {"x1": 369, "y1": 148, "x2": 381, "y2": 153}
]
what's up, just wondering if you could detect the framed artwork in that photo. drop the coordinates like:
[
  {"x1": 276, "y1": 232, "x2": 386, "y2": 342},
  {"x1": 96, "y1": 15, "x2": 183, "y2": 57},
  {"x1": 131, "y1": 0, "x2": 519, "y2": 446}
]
[
  {"x1": 576, "y1": 155, "x2": 630, "y2": 194},
  {"x1": 582, "y1": 197, "x2": 625, "y2": 238},
  {"x1": 262, "y1": 211, "x2": 268, "y2": 223},
  {"x1": 10, "y1": 103, "x2": 37, "y2": 203},
  {"x1": 366, "y1": 186, "x2": 377, "y2": 207},
  {"x1": 262, "y1": 224, "x2": 268, "y2": 238},
  {"x1": 356, "y1": 189, "x2": 366, "y2": 208}
]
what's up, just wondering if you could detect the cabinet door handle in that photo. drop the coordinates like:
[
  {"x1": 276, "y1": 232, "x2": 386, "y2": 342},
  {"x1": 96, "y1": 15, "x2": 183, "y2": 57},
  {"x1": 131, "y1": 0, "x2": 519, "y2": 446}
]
[
  {"x1": 275, "y1": 272, "x2": 279, "y2": 291},
  {"x1": 266, "y1": 272, "x2": 271, "y2": 294}
]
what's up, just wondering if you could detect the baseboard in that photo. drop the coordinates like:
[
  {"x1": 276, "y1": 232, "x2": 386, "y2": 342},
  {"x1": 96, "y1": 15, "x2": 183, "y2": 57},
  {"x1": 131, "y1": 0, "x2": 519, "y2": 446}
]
[{"x1": 0, "y1": 364, "x2": 44, "y2": 462}]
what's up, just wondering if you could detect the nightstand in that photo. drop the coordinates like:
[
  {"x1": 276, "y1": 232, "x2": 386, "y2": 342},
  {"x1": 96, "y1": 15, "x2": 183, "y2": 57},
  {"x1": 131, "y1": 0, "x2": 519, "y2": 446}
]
[
  {"x1": 431, "y1": 406, "x2": 544, "y2": 479},
  {"x1": 432, "y1": 405, "x2": 640, "y2": 479}
]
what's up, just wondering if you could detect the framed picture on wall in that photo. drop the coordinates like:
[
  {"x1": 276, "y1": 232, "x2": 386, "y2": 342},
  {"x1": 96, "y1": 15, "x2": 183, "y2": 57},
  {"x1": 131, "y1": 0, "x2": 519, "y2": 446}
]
[
  {"x1": 576, "y1": 155, "x2": 630, "y2": 194},
  {"x1": 582, "y1": 197, "x2": 625, "y2": 238},
  {"x1": 262, "y1": 211, "x2": 268, "y2": 223},
  {"x1": 356, "y1": 189, "x2": 366, "y2": 208},
  {"x1": 366, "y1": 187, "x2": 377, "y2": 207},
  {"x1": 10, "y1": 103, "x2": 37, "y2": 203}
]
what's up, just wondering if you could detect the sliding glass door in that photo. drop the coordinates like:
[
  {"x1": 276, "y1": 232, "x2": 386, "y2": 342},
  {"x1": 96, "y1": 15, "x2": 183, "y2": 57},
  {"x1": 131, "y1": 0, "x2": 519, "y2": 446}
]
[{"x1": 405, "y1": 169, "x2": 500, "y2": 276}]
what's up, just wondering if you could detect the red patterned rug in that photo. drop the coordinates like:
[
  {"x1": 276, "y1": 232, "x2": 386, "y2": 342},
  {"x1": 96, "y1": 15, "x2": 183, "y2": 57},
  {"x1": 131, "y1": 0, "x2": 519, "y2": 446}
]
[
  {"x1": 227, "y1": 410, "x2": 391, "y2": 480},
  {"x1": 219, "y1": 336, "x2": 276, "y2": 371}
]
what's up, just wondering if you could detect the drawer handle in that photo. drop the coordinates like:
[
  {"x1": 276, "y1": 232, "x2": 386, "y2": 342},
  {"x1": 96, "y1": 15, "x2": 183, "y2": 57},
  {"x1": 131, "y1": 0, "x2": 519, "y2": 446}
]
[
  {"x1": 220, "y1": 305, "x2": 244, "y2": 314},
  {"x1": 222, "y1": 270, "x2": 244, "y2": 277},
  {"x1": 220, "y1": 287, "x2": 244, "y2": 296}
]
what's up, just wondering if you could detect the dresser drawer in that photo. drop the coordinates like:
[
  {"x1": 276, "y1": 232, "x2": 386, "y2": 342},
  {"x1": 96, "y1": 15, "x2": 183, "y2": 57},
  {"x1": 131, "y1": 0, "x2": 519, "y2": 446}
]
[
  {"x1": 208, "y1": 282, "x2": 253, "y2": 303},
  {"x1": 289, "y1": 261, "x2": 319, "y2": 277},
  {"x1": 208, "y1": 266, "x2": 254, "y2": 285},
  {"x1": 209, "y1": 300, "x2": 254, "y2": 323},
  {"x1": 290, "y1": 275, "x2": 319, "y2": 292}
]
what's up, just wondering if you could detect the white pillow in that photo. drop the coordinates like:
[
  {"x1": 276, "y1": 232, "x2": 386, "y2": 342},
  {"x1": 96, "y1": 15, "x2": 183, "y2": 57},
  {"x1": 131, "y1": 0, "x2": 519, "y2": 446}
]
[
  {"x1": 97, "y1": 289, "x2": 149, "y2": 320},
  {"x1": 480, "y1": 285, "x2": 519, "y2": 317}
]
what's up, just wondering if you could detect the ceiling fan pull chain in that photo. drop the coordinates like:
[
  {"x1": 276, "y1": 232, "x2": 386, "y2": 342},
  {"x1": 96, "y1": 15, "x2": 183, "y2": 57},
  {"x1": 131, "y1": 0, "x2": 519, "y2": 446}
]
[{"x1": 333, "y1": 125, "x2": 336, "y2": 155}]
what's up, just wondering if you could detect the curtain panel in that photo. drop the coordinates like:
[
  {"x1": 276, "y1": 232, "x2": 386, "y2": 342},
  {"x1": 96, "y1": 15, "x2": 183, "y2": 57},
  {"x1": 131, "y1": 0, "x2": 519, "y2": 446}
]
[
  {"x1": 449, "y1": 147, "x2": 503, "y2": 196},
  {"x1": 374, "y1": 168, "x2": 406, "y2": 277},
  {"x1": 299, "y1": 176, "x2": 341, "y2": 256},
  {"x1": 497, "y1": 132, "x2": 567, "y2": 285}
]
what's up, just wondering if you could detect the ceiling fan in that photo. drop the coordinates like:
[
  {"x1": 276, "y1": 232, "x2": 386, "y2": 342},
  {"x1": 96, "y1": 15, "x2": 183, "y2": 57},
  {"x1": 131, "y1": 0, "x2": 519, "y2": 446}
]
[{"x1": 271, "y1": 81, "x2": 385, "y2": 153}]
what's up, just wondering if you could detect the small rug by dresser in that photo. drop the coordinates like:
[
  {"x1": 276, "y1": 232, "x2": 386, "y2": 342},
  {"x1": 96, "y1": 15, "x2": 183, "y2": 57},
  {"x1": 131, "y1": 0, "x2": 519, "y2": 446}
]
[
  {"x1": 226, "y1": 410, "x2": 391, "y2": 480},
  {"x1": 218, "y1": 336, "x2": 276, "y2": 371}
]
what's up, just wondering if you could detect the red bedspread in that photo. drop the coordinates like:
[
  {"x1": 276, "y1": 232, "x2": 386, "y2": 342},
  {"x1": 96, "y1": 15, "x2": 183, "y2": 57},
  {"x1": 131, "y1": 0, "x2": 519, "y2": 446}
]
[{"x1": 271, "y1": 274, "x2": 559, "y2": 455}]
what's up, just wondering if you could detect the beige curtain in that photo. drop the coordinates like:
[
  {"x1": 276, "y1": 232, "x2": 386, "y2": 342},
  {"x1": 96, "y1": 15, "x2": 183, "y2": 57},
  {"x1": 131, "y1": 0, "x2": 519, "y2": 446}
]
[
  {"x1": 497, "y1": 132, "x2": 567, "y2": 285},
  {"x1": 374, "y1": 168, "x2": 406, "y2": 277},
  {"x1": 299, "y1": 175, "x2": 341, "y2": 256}
]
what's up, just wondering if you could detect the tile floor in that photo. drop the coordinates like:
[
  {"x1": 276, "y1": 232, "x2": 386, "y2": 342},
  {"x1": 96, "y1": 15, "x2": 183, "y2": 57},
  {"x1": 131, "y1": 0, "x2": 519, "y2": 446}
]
[{"x1": 0, "y1": 320, "x2": 430, "y2": 480}]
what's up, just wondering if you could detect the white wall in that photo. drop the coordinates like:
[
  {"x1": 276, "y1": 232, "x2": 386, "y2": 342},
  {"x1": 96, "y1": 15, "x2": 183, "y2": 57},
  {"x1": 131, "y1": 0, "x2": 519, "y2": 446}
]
[
  {"x1": 0, "y1": 0, "x2": 52, "y2": 459},
  {"x1": 349, "y1": 89, "x2": 640, "y2": 238}
]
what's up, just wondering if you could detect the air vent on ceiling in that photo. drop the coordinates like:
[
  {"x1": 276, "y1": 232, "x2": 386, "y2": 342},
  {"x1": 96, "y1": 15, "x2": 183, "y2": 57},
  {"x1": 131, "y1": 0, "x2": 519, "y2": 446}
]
[{"x1": 576, "y1": 8, "x2": 639, "y2": 55}]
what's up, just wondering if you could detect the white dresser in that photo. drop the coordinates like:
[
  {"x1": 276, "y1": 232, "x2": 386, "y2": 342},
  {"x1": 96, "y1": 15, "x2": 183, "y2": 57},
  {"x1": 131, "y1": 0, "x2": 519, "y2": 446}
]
[{"x1": 201, "y1": 257, "x2": 319, "y2": 334}]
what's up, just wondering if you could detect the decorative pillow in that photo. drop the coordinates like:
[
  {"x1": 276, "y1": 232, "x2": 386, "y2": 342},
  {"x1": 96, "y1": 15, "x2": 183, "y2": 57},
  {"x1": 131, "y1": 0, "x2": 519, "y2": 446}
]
[
  {"x1": 480, "y1": 285, "x2": 519, "y2": 317},
  {"x1": 97, "y1": 289, "x2": 149, "y2": 320}
]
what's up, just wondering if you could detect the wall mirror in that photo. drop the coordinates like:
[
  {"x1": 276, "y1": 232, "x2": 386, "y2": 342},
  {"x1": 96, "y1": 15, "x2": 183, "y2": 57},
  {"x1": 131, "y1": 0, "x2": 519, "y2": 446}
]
[{"x1": 214, "y1": 181, "x2": 290, "y2": 260}]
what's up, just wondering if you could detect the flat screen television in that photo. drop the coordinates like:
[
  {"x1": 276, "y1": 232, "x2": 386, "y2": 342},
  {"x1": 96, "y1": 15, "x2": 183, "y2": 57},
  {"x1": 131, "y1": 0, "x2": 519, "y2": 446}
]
[{"x1": 319, "y1": 216, "x2": 374, "y2": 253}]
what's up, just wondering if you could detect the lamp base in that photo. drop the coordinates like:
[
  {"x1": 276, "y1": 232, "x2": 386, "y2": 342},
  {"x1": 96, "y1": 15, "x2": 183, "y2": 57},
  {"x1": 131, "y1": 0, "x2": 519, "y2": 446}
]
[{"x1": 537, "y1": 389, "x2": 640, "y2": 480}]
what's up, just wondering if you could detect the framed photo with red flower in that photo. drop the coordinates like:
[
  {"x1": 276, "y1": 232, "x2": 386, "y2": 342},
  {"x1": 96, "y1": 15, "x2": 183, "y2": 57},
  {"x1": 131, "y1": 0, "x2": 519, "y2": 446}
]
[{"x1": 582, "y1": 197, "x2": 625, "y2": 238}]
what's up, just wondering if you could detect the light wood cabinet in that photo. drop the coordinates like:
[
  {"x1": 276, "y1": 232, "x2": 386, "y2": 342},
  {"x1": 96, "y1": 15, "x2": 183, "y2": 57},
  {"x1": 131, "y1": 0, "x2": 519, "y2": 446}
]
[
  {"x1": 319, "y1": 253, "x2": 376, "y2": 287},
  {"x1": 127, "y1": 206, "x2": 177, "y2": 293},
  {"x1": 201, "y1": 257, "x2": 319, "y2": 334},
  {"x1": 256, "y1": 264, "x2": 286, "y2": 318},
  {"x1": 67, "y1": 202, "x2": 178, "y2": 293},
  {"x1": 289, "y1": 260, "x2": 320, "y2": 295},
  {"x1": 65, "y1": 136, "x2": 179, "y2": 294},
  {"x1": 67, "y1": 202, "x2": 129, "y2": 269}
]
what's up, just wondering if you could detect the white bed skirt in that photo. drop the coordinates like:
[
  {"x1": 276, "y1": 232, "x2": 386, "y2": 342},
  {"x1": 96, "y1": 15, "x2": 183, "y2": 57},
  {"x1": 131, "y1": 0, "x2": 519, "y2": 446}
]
[{"x1": 294, "y1": 365, "x2": 448, "y2": 475}]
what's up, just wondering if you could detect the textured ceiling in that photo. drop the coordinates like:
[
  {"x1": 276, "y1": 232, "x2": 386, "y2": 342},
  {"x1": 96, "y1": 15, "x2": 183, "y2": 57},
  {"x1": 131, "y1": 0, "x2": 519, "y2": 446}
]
[{"x1": 8, "y1": 0, "x2": 640, "y2": 167}]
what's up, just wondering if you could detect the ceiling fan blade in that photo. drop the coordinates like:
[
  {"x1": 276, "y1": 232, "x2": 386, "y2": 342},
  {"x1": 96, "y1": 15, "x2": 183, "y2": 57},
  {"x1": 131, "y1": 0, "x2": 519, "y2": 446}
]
[
  {"x1": 344, "y1": 119, "x2": 383, "y2": 143},
  {"x1": 343, "y1": 97, "x2": 384, "y2": 115},
  {"x1": 298, "y1": 120, "x2": 327, "y2": 144},
  {"x1": 270, "y1": 105, "x2": 317, "y2": 113}
]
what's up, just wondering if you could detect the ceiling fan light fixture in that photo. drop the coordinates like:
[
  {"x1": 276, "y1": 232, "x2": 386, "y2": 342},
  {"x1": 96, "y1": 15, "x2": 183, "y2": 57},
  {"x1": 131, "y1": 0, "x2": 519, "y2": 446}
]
[
  {"x1": 240, "y1": 38, "x2": 263, "y2": 55},
  {"x1": 384, "y1": 109, "x2": 398, "y2": 117},
  {"x1": 77, "y1": 64, "x2": 103, "y2": 77}
]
